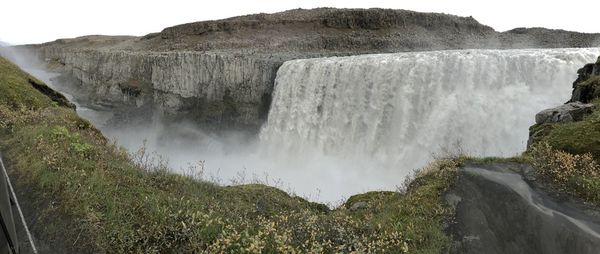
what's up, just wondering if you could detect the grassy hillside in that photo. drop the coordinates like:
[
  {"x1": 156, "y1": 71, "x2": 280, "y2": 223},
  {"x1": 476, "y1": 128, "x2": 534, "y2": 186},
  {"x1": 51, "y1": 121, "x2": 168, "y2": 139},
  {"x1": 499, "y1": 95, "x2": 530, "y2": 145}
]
[
  {"x1": 527, "y1": 57, "x2": 600, "y2": 206},
  {"x1": 0, "y1": 55, "x2": 458, "y2": 253}
]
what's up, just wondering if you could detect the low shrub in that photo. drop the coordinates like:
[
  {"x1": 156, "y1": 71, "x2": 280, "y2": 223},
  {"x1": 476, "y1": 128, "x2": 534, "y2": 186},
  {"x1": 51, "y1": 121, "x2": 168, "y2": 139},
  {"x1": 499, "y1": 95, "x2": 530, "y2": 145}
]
[{"x1": 530, "y1": 142, "x2": 600, "y2": 204}]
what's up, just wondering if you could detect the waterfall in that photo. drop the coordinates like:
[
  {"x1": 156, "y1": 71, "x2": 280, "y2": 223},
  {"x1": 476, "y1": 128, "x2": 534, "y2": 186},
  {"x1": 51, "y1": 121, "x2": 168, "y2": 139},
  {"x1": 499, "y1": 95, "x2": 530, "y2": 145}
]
[
  {"x1": 21, "y1": 47, "x2": 600, "y2": 204},
  {"x1": 260, "y1": 48, "x2": 600, "y2": 177}
]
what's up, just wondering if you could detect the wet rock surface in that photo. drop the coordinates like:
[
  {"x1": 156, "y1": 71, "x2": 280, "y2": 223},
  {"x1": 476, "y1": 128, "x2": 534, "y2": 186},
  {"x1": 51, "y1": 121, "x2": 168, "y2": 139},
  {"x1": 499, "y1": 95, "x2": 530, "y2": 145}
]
[{"x1": 447, "y1": 163, "x2": 600, "y2": 254}]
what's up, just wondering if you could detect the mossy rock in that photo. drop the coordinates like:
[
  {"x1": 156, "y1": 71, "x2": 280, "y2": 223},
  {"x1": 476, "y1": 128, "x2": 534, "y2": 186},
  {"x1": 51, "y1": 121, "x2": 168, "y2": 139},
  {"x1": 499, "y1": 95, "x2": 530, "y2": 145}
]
[
  {"x1": 528, "y1": 123, "x2": 556, "y2": 147},
  {"x1": 533, "y1": 103, "x2": 600, "y2": 160},
  {"x1": 571, "y1": 57, "x2": 600, "y2": 103},
  {"x1": 572, "y1": 76, "x2": 600, "y2": 103}
]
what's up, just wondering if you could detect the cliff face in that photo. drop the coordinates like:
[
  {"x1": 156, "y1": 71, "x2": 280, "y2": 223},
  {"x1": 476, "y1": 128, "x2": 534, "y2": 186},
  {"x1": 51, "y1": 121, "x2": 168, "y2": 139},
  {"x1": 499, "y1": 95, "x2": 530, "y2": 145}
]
[
  {"x1": 29, "y1": 8, "x2": 600, "y2": 131},
  {"x1": 571, "y1": 57, "x2": 600, "y2": 103},
  {"x1": 41, "y1": 49, "x2": 282, "y2": 129}
]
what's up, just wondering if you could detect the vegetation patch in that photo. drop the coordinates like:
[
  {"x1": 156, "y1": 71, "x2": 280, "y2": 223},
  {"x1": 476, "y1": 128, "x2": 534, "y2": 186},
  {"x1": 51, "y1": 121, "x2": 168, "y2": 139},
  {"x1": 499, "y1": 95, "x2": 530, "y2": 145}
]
[
  {"x1": 0, "y1": 57, "x2": 55, "y2": 109},
  {"x1": 530, "y1": 101, "x2": 600, "y2": 160},
  {"x1": 529, "y1": 143, "x2": 600, "y2": 205},
  {"x1": 524, "y1": 57, "x2": 600, "y2": 207},
  {"x1": 0, "y1": 56, "x2": 458, "y2": 253},
  {"x1": 465, "y1": 156, "x2": 531, "y2": 165}
]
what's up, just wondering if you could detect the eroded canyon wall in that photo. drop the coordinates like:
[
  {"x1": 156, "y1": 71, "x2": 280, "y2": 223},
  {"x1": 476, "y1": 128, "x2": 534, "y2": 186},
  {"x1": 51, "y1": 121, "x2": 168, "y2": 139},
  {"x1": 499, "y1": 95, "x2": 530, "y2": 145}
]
[
  {"x1": 38, "y1": 49, "x2": 283, "y2": 129},
  {"x1": 27, "y1": 8, "x2": 600, "y2": 131}
]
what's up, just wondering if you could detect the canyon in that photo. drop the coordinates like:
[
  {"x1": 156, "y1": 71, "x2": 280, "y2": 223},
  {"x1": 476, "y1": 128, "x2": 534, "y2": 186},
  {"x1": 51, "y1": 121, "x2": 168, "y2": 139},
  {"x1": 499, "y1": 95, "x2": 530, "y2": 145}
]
[
  {"x1": 2, "y1": 7, "x2": 600, "y2": 253},
  {"x1": 22, "y1": 8, "x2": 600, "y2": 131}
]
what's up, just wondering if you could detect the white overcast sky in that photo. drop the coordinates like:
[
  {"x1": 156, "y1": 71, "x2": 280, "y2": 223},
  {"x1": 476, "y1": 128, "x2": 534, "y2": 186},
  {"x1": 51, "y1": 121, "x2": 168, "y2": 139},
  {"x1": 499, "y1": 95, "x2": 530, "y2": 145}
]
[{"x1": 2, "y1": 0, "x2": 599, "y2": 45}]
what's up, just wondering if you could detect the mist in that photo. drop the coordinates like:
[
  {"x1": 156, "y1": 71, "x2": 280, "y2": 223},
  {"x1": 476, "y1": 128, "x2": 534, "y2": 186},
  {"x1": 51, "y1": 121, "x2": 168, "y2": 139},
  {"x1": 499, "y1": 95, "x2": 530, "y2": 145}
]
[
  {"x1": 105, "y1": 120, "x2": 403, "y2": 203},
  {"x1": 4, "y1": 47, "x2": 599, "y2": 204},
  {"x1": 2, "y1": 46, "x2": 398, "y2": 204}
]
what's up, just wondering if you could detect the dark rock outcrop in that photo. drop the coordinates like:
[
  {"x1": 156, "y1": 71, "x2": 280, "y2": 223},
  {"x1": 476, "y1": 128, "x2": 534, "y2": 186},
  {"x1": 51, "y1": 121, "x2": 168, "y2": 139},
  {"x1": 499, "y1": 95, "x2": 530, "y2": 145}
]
[
  {"x1": 27, "y1": 78, "x2": 75, "y2": 109},
  {"x1": 571, "y1": 56, "x2": 600, "y2": 103},
  {"x1": 447, "y1": 163, "x2": 600, "y2": 254}
]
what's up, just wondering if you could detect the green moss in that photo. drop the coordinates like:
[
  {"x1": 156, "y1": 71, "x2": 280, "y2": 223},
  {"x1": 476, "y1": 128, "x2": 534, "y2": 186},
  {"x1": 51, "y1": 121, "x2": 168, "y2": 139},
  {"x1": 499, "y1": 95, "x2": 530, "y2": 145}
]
[
  {"x1": 345, "y1": 191, "x2": 397, "y2": 209},
  {"x1": 0, "y1": 55, "x2": 458, "y2": 253},
  {"x1": 526, "y1": 98, "x2": 600, "y2": 161},
  {"x1": 529, "y1": 123, "x2": 554, "y2": 136},
  {"x1": 574, "y1": 76, "x2": 600, "y2": 100},
  {"x1": 466, "y1": 155, "x2": 531, "y2": 165},
  {"x1": 537, "y1": 107, "x2": 600, "y2": 159},
  {"x1": 577, "y1": 75, "x2": 600, "y2": 88},
  {"x1": 0, "y1": 57, "x2": 54, "y2": 109}
]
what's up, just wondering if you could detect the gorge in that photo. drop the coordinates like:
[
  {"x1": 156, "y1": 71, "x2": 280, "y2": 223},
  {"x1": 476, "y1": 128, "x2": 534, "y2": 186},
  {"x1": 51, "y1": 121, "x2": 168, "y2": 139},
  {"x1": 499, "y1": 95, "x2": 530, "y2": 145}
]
[
  {"x1": 10, "y1": 47, "x2": 599, "y2": 203},
  {"x1": 9, "y1": 9, "x2": 599, "y2": 203},
  {"x1": 26, "y1": 8, "x2": 600, "y2": 132},
  {"x1": 2, "y1": 7, "x2": 600, "y2": 253}
]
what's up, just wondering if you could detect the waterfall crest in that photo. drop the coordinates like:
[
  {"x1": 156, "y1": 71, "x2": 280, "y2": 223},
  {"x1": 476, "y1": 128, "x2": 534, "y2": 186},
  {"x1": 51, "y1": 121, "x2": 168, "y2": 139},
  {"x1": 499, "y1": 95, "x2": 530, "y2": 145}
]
[{"x1": 260, "y1": 49, "x2": 600, "y2": 173}]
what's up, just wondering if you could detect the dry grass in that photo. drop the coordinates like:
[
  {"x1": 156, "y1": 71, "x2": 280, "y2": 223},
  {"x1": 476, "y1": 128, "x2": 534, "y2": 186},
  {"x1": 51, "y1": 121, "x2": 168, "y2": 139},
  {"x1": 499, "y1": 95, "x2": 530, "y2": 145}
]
[
  {"x1": 0, "y1": 55, "x2": 459, "y2": 253},
  {"x1": 530, "y1": 142, "x2": 600, "y2": 204}
]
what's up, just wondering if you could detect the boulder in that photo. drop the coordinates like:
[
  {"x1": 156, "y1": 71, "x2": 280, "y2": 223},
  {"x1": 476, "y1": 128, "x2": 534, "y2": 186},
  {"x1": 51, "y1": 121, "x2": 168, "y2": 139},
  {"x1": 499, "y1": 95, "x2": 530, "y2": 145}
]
[{"x1": 534, "y1": 102, "x2": 594, "y2": 125}]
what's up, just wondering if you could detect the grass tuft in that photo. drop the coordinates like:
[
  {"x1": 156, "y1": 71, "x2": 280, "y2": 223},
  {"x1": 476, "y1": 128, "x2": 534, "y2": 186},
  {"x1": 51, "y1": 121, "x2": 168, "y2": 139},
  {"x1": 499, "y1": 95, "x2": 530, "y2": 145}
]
[{"x1": 529, "y1": 142, "x2": 600, "y2": 205}]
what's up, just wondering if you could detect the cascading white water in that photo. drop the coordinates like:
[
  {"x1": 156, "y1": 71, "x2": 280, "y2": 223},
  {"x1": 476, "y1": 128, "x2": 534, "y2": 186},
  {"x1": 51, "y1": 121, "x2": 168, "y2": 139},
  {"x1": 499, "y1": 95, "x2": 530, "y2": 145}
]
[
  {"x1": 15, "y1": 48, "x2": 600, "y2": 204},
  {"x1": 260, "y1": 48, "x2": 600, "y2": 180}
]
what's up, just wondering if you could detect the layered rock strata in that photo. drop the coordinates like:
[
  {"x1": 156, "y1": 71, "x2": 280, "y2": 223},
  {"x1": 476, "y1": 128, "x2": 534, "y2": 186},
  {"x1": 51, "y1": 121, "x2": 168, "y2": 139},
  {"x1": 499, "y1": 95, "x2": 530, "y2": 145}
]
[{"x1": 28, "y1": 8, "x2": 600, "y2": 131}]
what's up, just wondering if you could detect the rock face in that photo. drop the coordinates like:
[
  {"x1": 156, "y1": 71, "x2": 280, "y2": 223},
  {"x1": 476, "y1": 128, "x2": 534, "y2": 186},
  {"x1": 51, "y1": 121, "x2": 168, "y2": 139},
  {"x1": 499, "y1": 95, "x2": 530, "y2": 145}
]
[
  {"x1": 535, "y1": 102, "x2": 595, "y2": 124},
  {"x1": 447, "y1": 163, "x2": 600, "y2": 254},
  {"x1": 571, "y1": 56, "x2": 600, "y2": 103},
  {"x1": 26, "y1": 8, "x2": 600, "y2": 131},
  {"x1": 41, "y1": 50, "x2": 282, "y2": 129}
]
